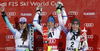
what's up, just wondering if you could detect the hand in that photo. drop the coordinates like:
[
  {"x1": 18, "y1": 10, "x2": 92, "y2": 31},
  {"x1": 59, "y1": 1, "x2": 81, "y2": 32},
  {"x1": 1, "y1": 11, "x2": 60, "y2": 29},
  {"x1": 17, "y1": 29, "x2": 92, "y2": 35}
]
[
  {"x1": 0, "y1": 6, "x2": 5, "y2": 12},
  {"x1": 36, "y1": 6, "x2": 42, "y2": 12},
  {"x1": 56, "y1": 1, "x2": 64, "y2": 10}
]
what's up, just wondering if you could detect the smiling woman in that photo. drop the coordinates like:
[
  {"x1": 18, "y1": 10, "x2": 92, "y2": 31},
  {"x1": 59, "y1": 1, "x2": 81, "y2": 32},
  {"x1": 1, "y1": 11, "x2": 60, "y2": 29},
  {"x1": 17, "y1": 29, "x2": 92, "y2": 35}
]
[
  {"x1": 59, "y1": 17, "x2": 88, "y2": 51},
  {"x1": 0, "y1": 6, "x2": 29, "y2": 51}
]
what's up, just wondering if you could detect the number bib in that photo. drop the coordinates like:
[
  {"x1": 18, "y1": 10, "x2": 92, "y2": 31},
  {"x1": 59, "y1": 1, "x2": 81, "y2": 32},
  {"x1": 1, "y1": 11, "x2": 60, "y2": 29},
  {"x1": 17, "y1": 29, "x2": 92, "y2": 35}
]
[
  {"x1": 66, "y1": 32, "x2": 81, "y2": 51},
  {"x1": 15, "y1": 31, "x2": 29, "y2": 50},
  {"x1": 47, "y1": 28, "x2": 60, "y2": 51}
]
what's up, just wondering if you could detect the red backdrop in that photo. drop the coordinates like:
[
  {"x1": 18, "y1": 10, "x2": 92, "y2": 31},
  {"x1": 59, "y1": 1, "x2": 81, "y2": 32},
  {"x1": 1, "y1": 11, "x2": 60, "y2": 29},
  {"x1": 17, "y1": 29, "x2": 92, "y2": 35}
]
[{"x1": 0, "y1": 0, "x2": 100, "y2": 51}]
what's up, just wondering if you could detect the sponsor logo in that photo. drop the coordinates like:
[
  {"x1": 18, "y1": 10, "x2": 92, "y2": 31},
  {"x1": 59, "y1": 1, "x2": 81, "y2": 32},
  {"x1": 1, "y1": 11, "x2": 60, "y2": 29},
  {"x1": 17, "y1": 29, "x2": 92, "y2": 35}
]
[
  {"x1": 83, "y1": 9, "x2": 95, "y2": 19},
  {"x1": 84, "y1": 23, "x2": 94, "y2": 27},
  {"x1": 21, "y1": 13, "x2": 32, "y2": 16},
  {"x1": 68, "y1": 11, "x2": 78, "y2": 15},
  {"x1": 5, "y1": 47, "x2": 15, "y2": 50},
  {"x1": 83, "y1": 12, "x2": 95, "y2": 15},
  {"x1": 87, "y1": 35, "x2": 94, "y2": 39},
  {"x1": 7, "y1": 12, "x2": 16, "y2": 18},
  {"x1": 88, "y1": 47, "x2": 93, "y2": 50},
  {"x1": 6, "y1": 35, "x2": 14, "y2": 39},
  {"x1": 41, "y1": 12, "x2": 47, "y2": 16},
  {"x1": 48, "y1": 39, "x2": 56, "y2": 44},
  {"x1": 17, "y1": 45, "x2": 28, "y2": 48},
  {"x1": 67, "y1": 47, "x2": 74, "y2": 50}
]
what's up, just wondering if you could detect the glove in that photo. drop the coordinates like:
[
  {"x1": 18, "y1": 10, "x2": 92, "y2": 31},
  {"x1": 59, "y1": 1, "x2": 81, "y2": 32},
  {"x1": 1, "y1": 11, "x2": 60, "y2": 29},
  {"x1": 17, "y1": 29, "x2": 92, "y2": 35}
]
[
  {"x1": 56, "y1": 1, "x2": 64, "y2": 11},
  {"x1": 0, "y1": 6, "x2": 5, "y2": 12},
  {"x1": 2, "y1": 12, "x2": 6, "y2": 17},
  {"x1": 36, "y1": 6, "x2": 42, "y2": 14}
]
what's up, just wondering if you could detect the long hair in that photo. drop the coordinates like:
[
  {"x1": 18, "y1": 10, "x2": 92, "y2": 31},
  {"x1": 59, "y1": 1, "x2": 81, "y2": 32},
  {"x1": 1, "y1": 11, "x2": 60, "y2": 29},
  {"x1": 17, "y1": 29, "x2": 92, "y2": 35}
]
[
  {"x1": 18, "y1": 23, "x2": 29, "y2": 41},
  {"x1": 70, "y1": 27, "x2": 81, "y2": 36}
]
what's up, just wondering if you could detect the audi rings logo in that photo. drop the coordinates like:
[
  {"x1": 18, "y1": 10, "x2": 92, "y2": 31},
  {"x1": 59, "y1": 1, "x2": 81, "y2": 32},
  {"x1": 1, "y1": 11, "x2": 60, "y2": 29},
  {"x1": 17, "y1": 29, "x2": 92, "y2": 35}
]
[
  {"x1": 6, "y1": 35, "x2": 14, "y2": 39},
  {"x1": 84, "y1": 23, "x2": 94, "y2": 27},
  {"x1": 7, "y1": 12, "x2": 16, "y2": 18},
  {"x1": 41, "y1": 12, "x2": 47, "y2": 16},
  {"x1": 5, "y1": 47, "x2": 15, "y2": 50},
  {"x1": 87, "y1": 35, "x2": 94, "y2": 39},
  {"x1": 88, "y1": 47, "x2": 93, "y2": 50},
  {"x1": 68, "y1": 11, "x2": 78, "y2": 15},
  {"x1": 48, "y1": 39, "x2": 56, "y2": 43}
]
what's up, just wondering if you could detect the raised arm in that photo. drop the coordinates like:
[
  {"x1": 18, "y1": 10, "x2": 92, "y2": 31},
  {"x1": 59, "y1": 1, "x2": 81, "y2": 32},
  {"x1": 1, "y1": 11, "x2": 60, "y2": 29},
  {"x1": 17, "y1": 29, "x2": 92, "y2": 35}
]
[
  {"x1": 56, "y1": 2, "x2": 69, "y2": 35},
  {"x1": 62, "y1": 9, "x2": 67, "y2": 25},
  {"x1": 1, "y1": 6, "x2": 17, "y2": 36},
  {"x1": 33, "y1": 6, "x2": 43, "y2": 34}
]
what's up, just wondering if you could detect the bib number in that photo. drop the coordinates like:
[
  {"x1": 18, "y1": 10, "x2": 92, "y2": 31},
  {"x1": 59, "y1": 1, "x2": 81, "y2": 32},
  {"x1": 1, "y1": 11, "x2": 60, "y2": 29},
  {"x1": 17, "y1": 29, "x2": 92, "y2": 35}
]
[{"x1": 70, "y1": 42, "x2": 74, "y2": 47}]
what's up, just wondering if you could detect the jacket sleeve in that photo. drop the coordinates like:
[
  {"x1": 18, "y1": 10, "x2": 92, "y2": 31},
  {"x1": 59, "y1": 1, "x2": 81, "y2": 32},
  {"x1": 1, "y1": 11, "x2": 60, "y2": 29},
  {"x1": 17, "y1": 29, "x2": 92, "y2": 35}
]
[
  {"x1": 33, "y1": 11, "x2": 43, "y2": 34},
  {"x1": 57, "y1": 9, "x2": 69, "y2": 35},
  {"x1": 2, "y1": 12, "x2": 17, "y2": 36}
]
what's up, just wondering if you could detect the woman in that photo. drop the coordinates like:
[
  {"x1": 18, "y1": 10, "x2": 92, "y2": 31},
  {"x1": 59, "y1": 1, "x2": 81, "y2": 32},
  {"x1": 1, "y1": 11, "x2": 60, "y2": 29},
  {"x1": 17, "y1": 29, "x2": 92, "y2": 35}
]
[
  {"x1": 33, "y1": 2, "x2": 67, "y2": 51},
  {"x1": 0, "y1": 6, "x2": 29, "y2": 51},
  {"x1": 59, "y1": 17, "x2": 88, "y2": 51}
]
